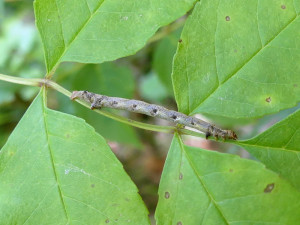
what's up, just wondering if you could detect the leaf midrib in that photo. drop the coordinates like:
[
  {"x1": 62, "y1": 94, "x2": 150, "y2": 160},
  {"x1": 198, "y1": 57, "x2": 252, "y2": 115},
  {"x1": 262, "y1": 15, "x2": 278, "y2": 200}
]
[
  {"x1": 190, "y1": 14, "x2": 299, "y2": 115},
  {"x1": 177, "y1": 135, "x2": 230, "y2": 225},
  {"x1": 41, "y1": 93, "x2": 70, "y2": 223},
  {"x1": 49, "y1": 0, "x2": 105, "y2": 74}
]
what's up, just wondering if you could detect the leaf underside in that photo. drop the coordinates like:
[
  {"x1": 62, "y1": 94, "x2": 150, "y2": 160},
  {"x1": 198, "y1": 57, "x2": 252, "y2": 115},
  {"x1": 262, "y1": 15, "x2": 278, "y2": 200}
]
[
  {"x1": 0, "y1": 89, "x2": 150, "y2": 225},
  {"x1": 172, "y1": 0, "x2": 300, "y2": 119},
  {"x1": 155, "y1": 134, "x2": 300, "y2": 225},
  {"x1": 34, "y1": 0, "x2": 197, "y2": 73}
]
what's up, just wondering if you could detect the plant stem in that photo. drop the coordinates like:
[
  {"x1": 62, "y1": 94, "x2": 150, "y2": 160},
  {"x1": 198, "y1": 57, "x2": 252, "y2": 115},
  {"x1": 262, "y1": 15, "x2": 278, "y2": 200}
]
[
  {"x1": 0, "y1": 73, "x2": 223, "y2": 140},
  {"x1": 0, "y1": 74, "x2": 41, "y2": 87},
  {"x1": 147, "y1": 17, "x2": 186, "y2": 44},
  {"x1": 0, "y1": 73, "x2": 177, "y2": 134}
]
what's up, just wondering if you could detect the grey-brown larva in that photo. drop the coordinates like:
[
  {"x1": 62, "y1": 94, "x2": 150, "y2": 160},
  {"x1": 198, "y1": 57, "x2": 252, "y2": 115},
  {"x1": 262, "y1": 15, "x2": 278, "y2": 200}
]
[{"x1": 71, "y1": 91, "x2": 237, "y2": 140}]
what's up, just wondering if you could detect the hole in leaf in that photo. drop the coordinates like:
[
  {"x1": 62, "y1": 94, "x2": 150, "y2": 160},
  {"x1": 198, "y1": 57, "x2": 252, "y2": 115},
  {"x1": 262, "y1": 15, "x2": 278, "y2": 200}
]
[
  {"x1": 266, "y1": 97, "x2": 271, "y2": 103},
  {"x1": 165, "y1": 192, "x2": 170, "y2": 199},
  {"x1": 225, "y1": 16, "x2": 230, "y2": 21},
  {"x1": 179, "y1": 173, "x2": 183, "y2": 180}
]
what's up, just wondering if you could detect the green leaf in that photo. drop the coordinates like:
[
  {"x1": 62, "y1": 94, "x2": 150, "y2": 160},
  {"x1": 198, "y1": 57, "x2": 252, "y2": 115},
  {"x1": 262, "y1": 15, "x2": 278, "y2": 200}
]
[
  {"x1": 172, "y1": 0, "x2": 300, "y2": 118},
  {"x1": 34, "y1": 0, "x2": 197, "y2": 73},
  {"x1": 0, "y1": 89, "x2": 150, "y2": 224},
  {"x1": 155, "y1": 133, "x2": 300, "y2": 225},
  {"x1": 238, "y1": 109, "x2": 300, "y2": 191},
  {"x1": 0, "y1": 0, "x2": 3, "y2": 23},
  {"x1": 140, "y1": 72, "x2": 169, "y2": 103}
]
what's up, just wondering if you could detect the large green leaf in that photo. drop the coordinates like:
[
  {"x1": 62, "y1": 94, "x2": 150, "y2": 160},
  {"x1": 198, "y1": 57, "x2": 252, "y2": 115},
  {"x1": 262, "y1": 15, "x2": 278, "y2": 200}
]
[
  {"x1": 0, "y1": 89, "x2": 150, "y2": 224},
  {"x1": 238, "y1": 109, "x2": 300, "y2": 191},
  {"x1": 173, "y1": 0, "x2": 300, "y2": 118},
  {"x1": 155, "y1": 133, "x2": 300, "y2": 225},
  {"x1": 34, "y1": 0, "x2": 197, "y2": 73}
]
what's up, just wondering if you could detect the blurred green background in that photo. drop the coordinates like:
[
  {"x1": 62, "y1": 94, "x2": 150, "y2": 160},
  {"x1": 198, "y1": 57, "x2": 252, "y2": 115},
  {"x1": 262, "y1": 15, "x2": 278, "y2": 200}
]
[{"x1": 1, "y1": 0, "x2": 299, "y2": 216}]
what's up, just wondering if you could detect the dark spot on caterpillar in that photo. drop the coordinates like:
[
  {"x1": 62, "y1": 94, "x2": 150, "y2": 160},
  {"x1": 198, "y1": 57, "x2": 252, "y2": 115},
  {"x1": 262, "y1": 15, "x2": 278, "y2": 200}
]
[
  {"x1": 178, "y1": 39, "x2": 182, "y2": 43},
  {"x1": 171, "y1": 115, "x2": 177, "y2": 120},
  {"x1": 165, "y1": 192, "x2": 170, "y2": 199},
  {"x1": 113, "y1": 101, "x2": 118, "y2": 105},
  {"x1": 225, "y1": 16, "x2": 230, "y2": 21},
  {"x1": 281, "y1": 5, "x2": 286, "y2": 9},
  {"x1": 153, "y1": 108, "x2": 158, "y2": 114},
  {"x1": 191, "y1": 121, "x2": 195, "y2": 125},
  {"x1": 133, "y1": 104, "x2": 137, "y2": 108},
  {"x1": 264, "y1": 183, "x2": 275, "y2": 193},
  {"x1": 177, "y1": 222, "x2": 182, "y2": 225},
  {"x1": 105, "y1": 219, "x2": 110, "y2": 223},
  {"x1": 266, "y1": 97, "x2": 271, "y2": 103},
  {"x1": 91, "y1": 184, "x2": 95, "y2": 188}
]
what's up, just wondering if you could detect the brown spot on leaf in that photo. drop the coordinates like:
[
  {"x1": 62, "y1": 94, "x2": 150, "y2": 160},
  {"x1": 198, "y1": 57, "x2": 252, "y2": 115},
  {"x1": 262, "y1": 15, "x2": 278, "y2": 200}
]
[
  {"x1": 294, "y1": 84, "x2": 298, "y2": 88},
  {"x1": 105, "y1": 219, "x2": 110, "y2": 223},
  {"x1": 177, "y1": 222, "x2": 182, "y2": 225},
  {"x1": 179, "y1": 39, "x2": 182, "y2": 43},
  {"x1": 229, "y1": 169, "x2": 233, "y2": 173},
  {"x1": 91, "y1": 184, "x2": 95, "y2": 188},
  {"x1": 225, "y1": 16, "x2": 230, "y2": 21},
  {"x1": 179, "y1": 173, "x2": 183, "y2": 180},
  {"x1": 264, "y1": 183, "x2": 275, "y2": 193},
  {"x1": 266, "y1": 97, "x2": 271, "y2": 103},
  {"x1": 66, "y1": 134, "x2": 70, "y2": 138},
  {"x1": 165, "y1": 192, "x2": 170, "y2": 199},
  {"x1": 281, "y1": 5, "x2": 286, "y2": 9}
]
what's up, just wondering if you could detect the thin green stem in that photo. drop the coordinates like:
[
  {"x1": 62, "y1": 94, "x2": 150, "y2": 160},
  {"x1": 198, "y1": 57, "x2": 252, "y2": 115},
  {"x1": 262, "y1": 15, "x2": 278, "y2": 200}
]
[
  {"x1": 0, "y1": 73, "x2": 178, "y2": 134},
  {"x1": 0, "y1": 73, "x2": 42, "y2": 87},
  {"x1": 0, "y1": 73, "x2": 219, "y2": 139},
  {"x1": 147, "y1": 17, "x2": 186, "y2": 44}
]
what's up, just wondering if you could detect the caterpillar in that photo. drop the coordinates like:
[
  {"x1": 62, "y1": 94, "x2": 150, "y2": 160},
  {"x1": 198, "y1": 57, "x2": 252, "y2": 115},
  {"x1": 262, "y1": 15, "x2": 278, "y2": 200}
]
[{"x1": 71, "y1": 91, "x2": 237, "y2": 140}]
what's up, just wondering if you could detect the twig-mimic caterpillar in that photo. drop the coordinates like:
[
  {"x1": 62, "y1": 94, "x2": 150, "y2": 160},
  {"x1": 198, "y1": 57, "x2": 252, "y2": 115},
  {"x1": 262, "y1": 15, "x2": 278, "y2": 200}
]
[{"x1": 71, "y1": 91, "x2": 237, "y2": 140}]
